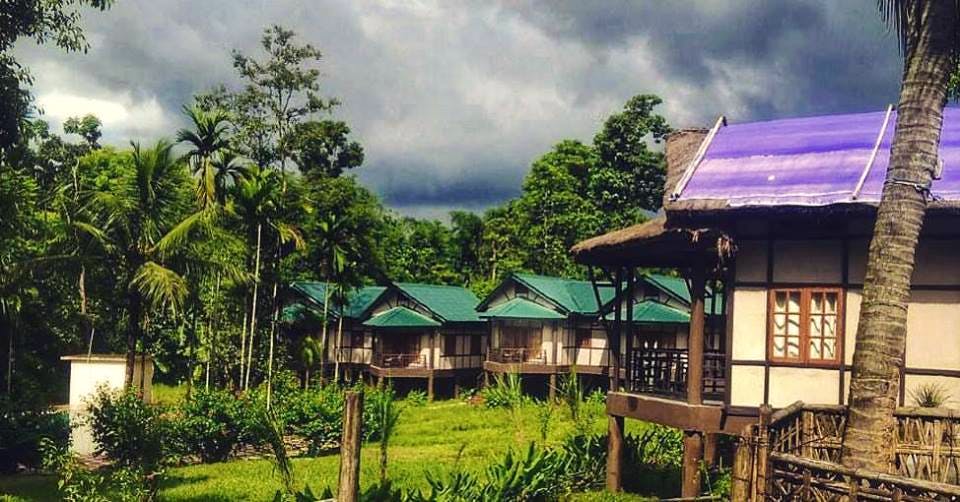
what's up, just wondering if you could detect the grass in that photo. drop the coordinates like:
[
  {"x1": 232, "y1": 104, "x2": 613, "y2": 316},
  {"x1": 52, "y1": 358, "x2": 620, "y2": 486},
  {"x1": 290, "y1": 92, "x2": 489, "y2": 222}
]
[{"x1": 0, "y1": 391, "x2": 655, "y2": 501}]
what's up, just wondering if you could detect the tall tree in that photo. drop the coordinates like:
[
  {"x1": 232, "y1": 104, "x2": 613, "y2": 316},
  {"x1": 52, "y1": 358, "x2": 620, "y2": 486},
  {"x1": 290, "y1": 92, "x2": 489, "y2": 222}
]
[
  {"x1": 842, "y1": 1, "x2": 960, "y2": 471},
  {"x1": 592, "y1": 94, "x2": 670, "y2": 215},
  {"x1": 232, "y1": 25, "x2": 338, "y2": 179}
]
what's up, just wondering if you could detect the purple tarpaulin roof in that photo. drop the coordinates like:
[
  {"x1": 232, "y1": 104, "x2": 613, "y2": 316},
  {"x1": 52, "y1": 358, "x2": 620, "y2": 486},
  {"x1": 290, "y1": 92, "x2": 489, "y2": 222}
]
[{"x1": 676, "y1": 107, "x2": 960, "y2": 207}]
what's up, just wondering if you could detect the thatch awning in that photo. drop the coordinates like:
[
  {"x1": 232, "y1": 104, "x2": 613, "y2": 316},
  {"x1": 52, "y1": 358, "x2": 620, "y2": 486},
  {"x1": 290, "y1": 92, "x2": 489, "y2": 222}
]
[{"x1": 571, "y1": 216, "x2": 734, "y2": 268}]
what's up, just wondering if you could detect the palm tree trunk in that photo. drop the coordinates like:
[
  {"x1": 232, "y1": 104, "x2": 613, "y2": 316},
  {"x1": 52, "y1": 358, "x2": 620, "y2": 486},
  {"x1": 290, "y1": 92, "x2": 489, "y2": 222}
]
[
  {"x1": 267, "y1": 279, "x2": 279, "y2": 409},
  {"x1": 320, "y1": 283, "x2": 330, "y2": 383},
  {"x1": 246, "y1": 223, "x2": 263, "y2": 390},
  {"x1": 842, "y1": 1, "x2": 957, "y2": 472},
  {"x1": 335, "y1": 314, "x2": 344, "y2": 382},
  {"x1": 125, "y1": 292, "x2": 142, "y2": 387},
  {"x1": 239, "y1": 301, "x2": 248, "y2": 389}
]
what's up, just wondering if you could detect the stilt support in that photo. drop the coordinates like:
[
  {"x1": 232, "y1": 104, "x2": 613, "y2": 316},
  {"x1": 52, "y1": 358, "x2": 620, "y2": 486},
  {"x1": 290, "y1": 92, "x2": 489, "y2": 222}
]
[
  {"x1": 704, "y1": 432, "x2": 719, "y2": 467},
  {"x1": 606, "y1": 414, "x2": 624, "y2": 492},
  {"x1": 548, "y1": 374, "x2": 557, "y2": 401},
  {"x1": 427, "y1": 373, "x2": 435, "y2": 401},
  {"x1": 682, "y1": 430, "x2": 704, "y2": 498}
]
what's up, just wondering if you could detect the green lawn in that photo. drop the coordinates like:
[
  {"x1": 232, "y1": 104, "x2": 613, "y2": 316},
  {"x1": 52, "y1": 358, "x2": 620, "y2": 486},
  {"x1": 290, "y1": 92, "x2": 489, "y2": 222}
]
[{"x1": 0, "y1": 395, "x2": 654, "y2": 501}]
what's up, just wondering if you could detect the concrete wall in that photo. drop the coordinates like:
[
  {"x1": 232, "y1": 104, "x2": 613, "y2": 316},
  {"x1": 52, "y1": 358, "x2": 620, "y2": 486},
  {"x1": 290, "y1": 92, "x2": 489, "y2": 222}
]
[
  {"x1": 729, "y1": 231, "x2": 960, "y2": 409},
  {"x1": 64, "y1": 355, "x2": 153, "y2": 455}
]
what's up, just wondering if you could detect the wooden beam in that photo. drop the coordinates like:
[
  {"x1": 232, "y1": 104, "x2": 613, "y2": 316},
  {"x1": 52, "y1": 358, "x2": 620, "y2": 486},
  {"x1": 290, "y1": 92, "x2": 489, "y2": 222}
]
[{"x1": 688, "y1": 264, "x2": 706, "y2": 406}]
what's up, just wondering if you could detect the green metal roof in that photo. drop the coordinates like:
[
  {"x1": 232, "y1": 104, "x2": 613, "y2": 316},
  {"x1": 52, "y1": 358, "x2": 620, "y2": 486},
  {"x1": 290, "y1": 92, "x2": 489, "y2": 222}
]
[
  {"x1": 393, "y1": 283, "x2": 481, "y2": 322},
  {"x1": 479, "y1": 297, "x2": 565, "y2": 319},
  {"x1": 641, "y1": 274, "x2": 724, "y2": 314},
  {"x1": 289, "y1": 282, "x2": 387, "y2": 319},
  {"x1": 363, "y1": 306, "x2": 441, "y2": 328},
  {"x1": 282, "y1": 302, "x2": 322, "y2": 323},
  {"x1": 509, "y1": 273, "x2": 615, "y2": 315},
  {"x1": 605, "y1": 300, "x2": 691, "y2": 324},
  {"x1": 644, "y1": 274, "x2": 690, "y2": 303}
]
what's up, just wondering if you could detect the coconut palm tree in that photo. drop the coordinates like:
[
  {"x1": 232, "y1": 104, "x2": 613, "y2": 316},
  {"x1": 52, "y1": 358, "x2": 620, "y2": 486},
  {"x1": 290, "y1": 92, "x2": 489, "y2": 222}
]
[
  {"x1": 87, "y1": 140, "x2": 193, "y2": 386},
  {"x1": 177, "y1": 106, "x2": 230, "y2": 208},
  {"x1": 842, "y1": 2, "x2": 960, "y2": 472}
]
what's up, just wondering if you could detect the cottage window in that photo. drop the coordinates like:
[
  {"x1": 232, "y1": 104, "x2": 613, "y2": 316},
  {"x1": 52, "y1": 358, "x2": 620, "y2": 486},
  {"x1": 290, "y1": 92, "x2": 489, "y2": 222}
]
[
  {"x1": 470, "y1": 335, "x2": 482, "y2": 355},
  {"x1": 444, "y1": 334, "x2": 458, "y2": 355},
  {"x1": 768, "y1": 288, "x2": 841, "y2": 365}
]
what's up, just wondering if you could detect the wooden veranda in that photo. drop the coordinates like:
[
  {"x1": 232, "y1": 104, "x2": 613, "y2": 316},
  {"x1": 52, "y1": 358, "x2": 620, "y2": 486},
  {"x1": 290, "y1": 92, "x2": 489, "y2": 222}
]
[{"x1": 572, "y1": 215, "x2": 736, "y2": 497}]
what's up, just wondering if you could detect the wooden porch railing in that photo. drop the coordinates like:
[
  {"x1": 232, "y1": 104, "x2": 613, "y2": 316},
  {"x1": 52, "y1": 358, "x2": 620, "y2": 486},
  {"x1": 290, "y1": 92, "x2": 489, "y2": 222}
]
[
  {"x1": 372, "y1": 353, "x2": 428, "y2": 369},
  {"x1": 488, "y1": 347, "x2": 547, "y2": 364},
  {"x1": 626, "y1": 348, "x2": 726, "y2": 401},
  {"x1": 732, "y1": 401, "x2": 960, "y2": 501}
]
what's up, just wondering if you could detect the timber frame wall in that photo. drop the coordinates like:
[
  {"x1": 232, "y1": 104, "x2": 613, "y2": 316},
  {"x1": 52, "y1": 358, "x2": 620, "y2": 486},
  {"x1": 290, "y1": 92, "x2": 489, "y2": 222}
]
[{"x1": 727, "y1": 215, "x2": 960, "y2": 414}]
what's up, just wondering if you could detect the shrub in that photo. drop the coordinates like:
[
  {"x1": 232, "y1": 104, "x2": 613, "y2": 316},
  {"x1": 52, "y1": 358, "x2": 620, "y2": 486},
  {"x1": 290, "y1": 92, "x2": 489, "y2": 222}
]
[
  {"x1": 277, "y1": 382, "x2": 387, "y2": 455},
  {"x1": 176, "y1": 388, "x2": 246, "y2": 462},
  {"x1": 40, "y1": 437, "x2": 150, "y2": 502},
  {"x1": 86, "y1": 386, "x2": 176, "y2": 497},
  {"x1": 405, "y1": 389, "x2": 428, "y2": 407},
  {"x1": 284, "y1": 384, "x2": 346, "y2": 455},
  {"x1": 0, "y1": 397, "x2": 69, "y2": 473},
  {"x1": 481, "y1": 373, "x2": 526, "y2": 409}
]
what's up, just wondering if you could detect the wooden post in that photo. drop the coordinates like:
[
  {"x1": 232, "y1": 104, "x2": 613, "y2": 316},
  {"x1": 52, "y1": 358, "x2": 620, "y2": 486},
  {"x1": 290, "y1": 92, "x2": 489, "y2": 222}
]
[
  {"x1": 682, "y1": 430, "x2": 704, "y2": 498},
  {"x1": 704, "y1": 432, "x2": 719, "y2": 467},
  {"x1": 801, "y1": 410, "x2": 814, "y2": 459},
  {"x1": 338, "y1": 390, "x2": 363, "y2": 502},
  {"x1": 427, "y1": 373, "x2": 435, "y2": 401},
  {"x1": 548, "y1": 373, "x2": 556, "y2": 401},
  {"x1": 606, "y1": 267, "x2": 625, "y2": 493},
  {"x1": 610, "y1": 267, "x2": 623, "y2": 393},
  {"x1": 755, "y1": 405, "x2": 773, "y2": 501},
  {"x1": 606, "y1": 414, "x2": 625, "y2": 492},
  {"x1": 624, "y1": 268, "x2": 634, "y2": 389},
  {"x1": 731, "y1": 425, "x2": 756, "y2": 502},
  {"x1": 688, "y1": 264, "x2": 706, "y2": 406}
]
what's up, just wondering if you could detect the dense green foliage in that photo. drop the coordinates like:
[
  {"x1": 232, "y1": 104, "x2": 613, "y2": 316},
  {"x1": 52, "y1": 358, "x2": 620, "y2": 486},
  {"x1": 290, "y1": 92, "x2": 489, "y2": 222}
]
[
  {"x1": 0, "y1": 399, "x2": 68, "y2": 473},
  {"x1": 3, "y1": 397, "x2": 671, "y2": 501},
  {"x1": 0, "y1": 22, "x2": 670, "y2": 403}
]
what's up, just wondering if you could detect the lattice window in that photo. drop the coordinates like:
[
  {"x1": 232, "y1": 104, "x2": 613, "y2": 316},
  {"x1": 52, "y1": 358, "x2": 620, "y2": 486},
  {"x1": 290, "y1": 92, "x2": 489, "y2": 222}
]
[{"x1": 769, "y1": 288, "x2": 842, "y2": 365}]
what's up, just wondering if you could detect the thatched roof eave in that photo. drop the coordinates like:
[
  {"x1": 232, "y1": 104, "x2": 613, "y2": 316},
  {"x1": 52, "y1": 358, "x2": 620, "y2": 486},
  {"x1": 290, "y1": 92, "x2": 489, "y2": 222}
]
[{"x1": 571, "y1": 216, "x2": 734, "y2": 268}]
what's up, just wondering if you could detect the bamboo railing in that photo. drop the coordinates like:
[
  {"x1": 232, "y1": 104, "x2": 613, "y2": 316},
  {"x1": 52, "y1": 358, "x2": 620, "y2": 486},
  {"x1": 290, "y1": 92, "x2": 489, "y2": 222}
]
[{"x1": 732, "y1": 402, "x2": 960, "y2": 501}]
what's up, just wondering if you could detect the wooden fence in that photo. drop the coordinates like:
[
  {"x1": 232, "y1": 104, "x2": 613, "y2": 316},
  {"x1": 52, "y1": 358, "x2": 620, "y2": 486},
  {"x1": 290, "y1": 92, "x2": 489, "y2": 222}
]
[{"x1": 732, "y1": 402, "x2": 960, "y2": 501}]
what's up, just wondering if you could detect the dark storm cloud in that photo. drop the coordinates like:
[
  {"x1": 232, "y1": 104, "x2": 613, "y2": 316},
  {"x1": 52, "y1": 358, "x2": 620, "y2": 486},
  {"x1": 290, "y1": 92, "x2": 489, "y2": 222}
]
[
  {"x1": 503, "y1": 1, "x2": 901, "y2": 120},
  {"x1": 15, "y1": 1, "x2": 904, "y2": 216}
]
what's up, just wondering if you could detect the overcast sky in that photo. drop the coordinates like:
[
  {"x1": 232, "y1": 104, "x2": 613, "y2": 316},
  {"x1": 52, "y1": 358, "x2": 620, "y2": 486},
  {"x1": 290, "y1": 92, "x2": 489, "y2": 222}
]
[{"x1": 15, "y1": 0, "x2": 902, "y2": 219}]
